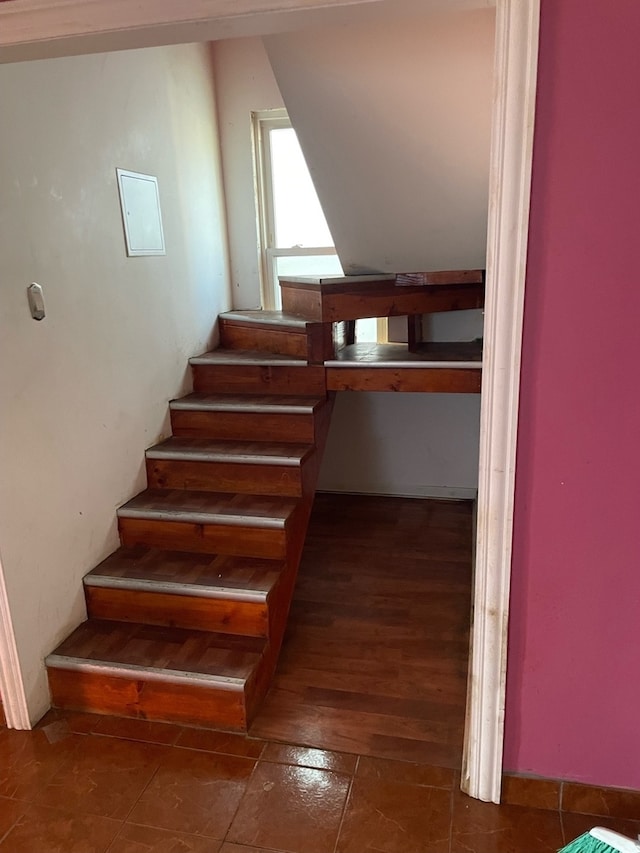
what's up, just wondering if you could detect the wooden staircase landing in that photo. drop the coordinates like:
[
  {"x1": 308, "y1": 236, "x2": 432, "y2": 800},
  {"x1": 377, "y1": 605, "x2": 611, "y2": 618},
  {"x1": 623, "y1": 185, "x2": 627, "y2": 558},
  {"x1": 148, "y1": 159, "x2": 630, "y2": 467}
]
[
  {"x1": 279, "y1": 271, "x2": 484, "y2": 323},
  {"x1": 46, "y1": 270, "x2": 483, "y2": 732}
]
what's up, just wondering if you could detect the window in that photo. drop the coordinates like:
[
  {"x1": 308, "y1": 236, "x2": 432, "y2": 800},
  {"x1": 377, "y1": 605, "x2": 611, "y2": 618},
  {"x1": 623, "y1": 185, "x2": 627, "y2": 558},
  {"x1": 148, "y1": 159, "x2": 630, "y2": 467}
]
[
  {"x1": 253, "y1": 109, "x2": 385, "y2": 344},
  {"x1": 253, "y1": 109, "x2": 342, "y2": 311}
]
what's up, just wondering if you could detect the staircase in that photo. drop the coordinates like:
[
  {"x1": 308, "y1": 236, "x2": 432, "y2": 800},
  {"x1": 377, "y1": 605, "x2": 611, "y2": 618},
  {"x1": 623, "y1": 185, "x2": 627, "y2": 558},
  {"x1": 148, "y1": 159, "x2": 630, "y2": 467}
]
[{"x1": 46, "y1": 272, "x2": 484, "y2": 731}]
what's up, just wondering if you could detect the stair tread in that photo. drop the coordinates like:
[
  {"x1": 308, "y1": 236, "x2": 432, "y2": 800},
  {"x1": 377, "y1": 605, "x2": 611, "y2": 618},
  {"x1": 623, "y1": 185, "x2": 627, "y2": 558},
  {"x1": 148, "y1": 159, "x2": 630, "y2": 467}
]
[
  {"x1": 118, "y1": 489, "x2": 298, "y2": 528},
  {"x1": 327, "y1": 341, "x2": 483, "y2": 367},
  {"x1": 146, "y1": 437, "x2": 313, "y2": 466},
  {"x1": 47, "y1": 619, "x2": 265, "y2": 682},
  {"x1": 190, "y1": 349, "x2": 308, "y2": 366},
  {"x1": 85, "y1": 545, "x2": 282, "y2": 598},
  {"x1": 170, "y1": 393, "x2": 324, "y2": 414},
  {"x1": 220, "y1": 310, "x2": 313, "y2": 329}
]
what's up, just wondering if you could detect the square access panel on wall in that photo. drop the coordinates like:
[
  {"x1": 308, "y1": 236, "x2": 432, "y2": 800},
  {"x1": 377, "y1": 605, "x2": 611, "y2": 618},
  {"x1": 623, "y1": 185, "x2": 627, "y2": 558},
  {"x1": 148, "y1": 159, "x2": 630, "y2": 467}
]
[{"x1": 116, "y1": 168, "x2": 165, "y2": 256}]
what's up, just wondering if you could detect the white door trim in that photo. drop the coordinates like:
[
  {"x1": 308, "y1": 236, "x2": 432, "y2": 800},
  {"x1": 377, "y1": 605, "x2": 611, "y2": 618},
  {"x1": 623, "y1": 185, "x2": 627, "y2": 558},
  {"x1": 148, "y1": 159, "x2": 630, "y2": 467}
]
[
  {"x1": 0, "y1": 554, "x2": 30, "y2": 729},
  {"x1": 462, "y1": 0, "x2": 541, "y2": 803}
]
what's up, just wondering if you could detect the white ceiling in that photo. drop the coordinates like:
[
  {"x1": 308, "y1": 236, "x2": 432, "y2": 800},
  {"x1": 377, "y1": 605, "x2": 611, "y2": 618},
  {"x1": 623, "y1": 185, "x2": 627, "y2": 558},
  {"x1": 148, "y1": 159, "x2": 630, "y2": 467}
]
[{"x1": 0, "y1": 0, "x2": 495, "y2": 64}]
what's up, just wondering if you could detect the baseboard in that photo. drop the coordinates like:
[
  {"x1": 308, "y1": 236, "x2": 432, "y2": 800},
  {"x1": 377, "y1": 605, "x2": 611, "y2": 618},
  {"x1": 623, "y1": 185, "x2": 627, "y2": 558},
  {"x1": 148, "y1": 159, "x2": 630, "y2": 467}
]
[
  {"x1": 502, "y1": 772, "x2": 640, "y2": 817},
  {"x1": 316, "y1": 484, "x2": 478, "y2": 501}
]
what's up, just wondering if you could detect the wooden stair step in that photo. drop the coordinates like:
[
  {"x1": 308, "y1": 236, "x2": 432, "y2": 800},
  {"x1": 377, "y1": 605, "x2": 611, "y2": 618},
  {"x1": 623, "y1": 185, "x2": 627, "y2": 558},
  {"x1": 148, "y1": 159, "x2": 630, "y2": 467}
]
[
  {"x1": 117, "y1": 488, "x2": 300, "y2": 558},
  {"x1": 46, "y1": 619, "x2": 269, "y2": 729},
  {"x1": 146, "y1": 437, "x2": 313, "y2": 465},
  {"x1": 220, "y1": 311, "x2": 333, "y2": 362},
  {"x1": 84, "y1": 545, "x2": 283, "y2": 637},
  {"x1": 221, "y1": 310, "x2": 311, "y2": 330},
  {"x1": 190, "y1": 350, "x2": 326, "y2": 396},
  {"x1": 191, "y1": 349, "x2": 308, "y2": 366},
  {"x1": 146, "y1": 437, "x2": 315, "y2": 497},
  {"x1": 325, "y1": 341, "x2": 483, "y2": 393},
  {"x1": 170, "y1": 393, "x2": 327, "y2": 443},
  {"x1": 170, "y1": 392, "x2": 326, "y2": 414}
]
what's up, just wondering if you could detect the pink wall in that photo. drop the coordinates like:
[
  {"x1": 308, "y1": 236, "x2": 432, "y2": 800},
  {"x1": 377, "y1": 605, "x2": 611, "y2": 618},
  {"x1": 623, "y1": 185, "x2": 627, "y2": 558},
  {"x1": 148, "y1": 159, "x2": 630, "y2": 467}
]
[{"x1": 504, "y1": 0, "x2": 640, "y2": 789}]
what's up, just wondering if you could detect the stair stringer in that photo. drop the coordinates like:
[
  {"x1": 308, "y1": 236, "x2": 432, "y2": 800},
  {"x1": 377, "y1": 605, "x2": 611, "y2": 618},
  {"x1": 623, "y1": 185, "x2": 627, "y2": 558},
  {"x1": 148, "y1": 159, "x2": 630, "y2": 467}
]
[{"x1": 243, "y1": 391, "x2": 334, "y2": 724}]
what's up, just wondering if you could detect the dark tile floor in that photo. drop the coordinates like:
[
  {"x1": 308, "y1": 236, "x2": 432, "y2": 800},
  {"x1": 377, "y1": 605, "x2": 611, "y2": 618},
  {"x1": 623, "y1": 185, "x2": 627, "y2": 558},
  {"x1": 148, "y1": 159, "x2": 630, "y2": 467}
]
[{"x1": 0, "y1": 710, "x2": 637, "y2": 852}]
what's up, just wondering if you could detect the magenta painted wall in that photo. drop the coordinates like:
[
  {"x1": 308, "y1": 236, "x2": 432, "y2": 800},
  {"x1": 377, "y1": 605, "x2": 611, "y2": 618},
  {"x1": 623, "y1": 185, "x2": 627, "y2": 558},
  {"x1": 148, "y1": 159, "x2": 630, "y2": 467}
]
[{"x1": 504, "y1": 0, "x2": 640, "y2": 789}]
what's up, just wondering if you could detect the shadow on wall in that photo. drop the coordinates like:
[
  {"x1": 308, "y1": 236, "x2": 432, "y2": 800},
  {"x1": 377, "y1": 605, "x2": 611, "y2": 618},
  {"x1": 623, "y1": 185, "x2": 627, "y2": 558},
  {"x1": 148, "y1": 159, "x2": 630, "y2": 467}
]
[{"x1": 318, "y1": 391, "x2": 481, "y2": 499}]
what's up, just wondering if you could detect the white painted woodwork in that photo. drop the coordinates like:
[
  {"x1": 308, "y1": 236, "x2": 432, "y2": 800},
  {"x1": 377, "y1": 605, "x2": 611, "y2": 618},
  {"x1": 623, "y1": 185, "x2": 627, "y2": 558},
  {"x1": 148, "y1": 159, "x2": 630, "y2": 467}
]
[
  {"x1": 462, "y1": 0, "x2": 540, "y2": 803},
  {"x1": 0, "y1": 555, "x2": 29, "y2": 729}
]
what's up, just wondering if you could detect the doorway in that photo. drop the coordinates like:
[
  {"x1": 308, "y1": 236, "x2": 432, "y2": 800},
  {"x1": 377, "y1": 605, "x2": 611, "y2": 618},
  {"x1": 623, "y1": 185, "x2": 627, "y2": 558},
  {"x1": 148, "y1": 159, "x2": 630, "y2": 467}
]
[{"x1": 0, "y1": 0, "x2": 540, "y2": 804}]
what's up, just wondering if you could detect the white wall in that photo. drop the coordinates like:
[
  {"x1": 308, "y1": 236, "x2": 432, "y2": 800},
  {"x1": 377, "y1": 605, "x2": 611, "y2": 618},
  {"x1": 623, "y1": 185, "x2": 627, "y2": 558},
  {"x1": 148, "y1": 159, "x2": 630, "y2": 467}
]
[
  {"x1": 318, "y1": 393, "x2": 480, "y2": 499},
  {"x1": 212, "y1": 38, "x2": 285, "y2": 309},
  {"x1": 0, "y1": 43, "x2": 231, "y2": 721},
  {"x1": 264, "y1": 6, "x2": 495, "y2": 274}
]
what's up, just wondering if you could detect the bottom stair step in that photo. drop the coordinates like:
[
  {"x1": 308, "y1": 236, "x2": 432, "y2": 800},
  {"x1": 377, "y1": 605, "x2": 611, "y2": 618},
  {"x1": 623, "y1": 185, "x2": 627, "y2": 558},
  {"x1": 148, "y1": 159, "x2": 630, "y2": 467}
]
[{"x1": 46, "y1": 619, "x2": 270, "y2": 730}]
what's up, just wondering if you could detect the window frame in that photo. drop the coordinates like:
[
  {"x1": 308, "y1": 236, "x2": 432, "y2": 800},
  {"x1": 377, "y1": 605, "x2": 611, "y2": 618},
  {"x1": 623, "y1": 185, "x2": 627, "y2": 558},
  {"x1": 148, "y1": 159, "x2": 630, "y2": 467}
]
[{"x1": 252, "y1": 109, "x2": 340, "y2": 311}]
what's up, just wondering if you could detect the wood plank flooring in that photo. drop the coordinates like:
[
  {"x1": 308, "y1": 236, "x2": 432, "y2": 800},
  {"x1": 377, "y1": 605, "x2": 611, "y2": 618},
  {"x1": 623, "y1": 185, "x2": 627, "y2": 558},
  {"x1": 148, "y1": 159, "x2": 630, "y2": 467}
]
[{"x1": 250, "y1": 492, "x2": 473, "y2": 768}]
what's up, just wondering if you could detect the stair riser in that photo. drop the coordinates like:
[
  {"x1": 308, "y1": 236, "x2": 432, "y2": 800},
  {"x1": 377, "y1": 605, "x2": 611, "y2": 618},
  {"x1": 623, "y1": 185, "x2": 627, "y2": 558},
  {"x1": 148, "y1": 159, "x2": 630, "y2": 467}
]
[
  {"x1": 281, "y1": 280, "x2": 484, "y2": 322},
  {"x1": 170, "y1": 410, "x2": 317, "y2": 443},
  {"x1": 220, "y1": 323, "x2": 308, "y2": 359},
  {"x1": 48, "y1": 667, "x2": 249, "y2": 730},
  {"x1": 146, "y1": 458, "x2": 304, "y2": 498},
  {"x1": 193, "y1": 365, "x2": 326, "y2": 396},
  {"x1": 327, "y1": 367, "x2": 482, "y2": 393},
  {"x1": 280, "y1": 285, "x2": 322, "y2": 319},
  {"x1": 324, "y1": 288, "x2": 484, "y2": 322},
  {"x1": 118, "y1": 517, "x2": 288, "y2": 559},
  {"x1": 220, "y1": 321, "x2": 334, "y2": 364},
  {"x1": 85, "y1": 586, "x2": 270, "y2": 637}
]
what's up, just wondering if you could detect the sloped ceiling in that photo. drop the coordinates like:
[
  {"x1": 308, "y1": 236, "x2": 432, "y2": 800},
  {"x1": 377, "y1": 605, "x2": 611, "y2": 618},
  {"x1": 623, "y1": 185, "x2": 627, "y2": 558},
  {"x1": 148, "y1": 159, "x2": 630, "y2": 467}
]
[{"x1": 264, "y1": 6, "x2": 495, "y2": 274}]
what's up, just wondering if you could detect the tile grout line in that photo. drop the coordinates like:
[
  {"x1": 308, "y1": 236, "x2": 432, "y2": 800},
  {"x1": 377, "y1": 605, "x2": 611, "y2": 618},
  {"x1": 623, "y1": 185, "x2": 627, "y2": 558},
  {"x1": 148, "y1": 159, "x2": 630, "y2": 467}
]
[
  {"x1": 103, "y1": 821, "x2": 126, "y2": 853},
  {"x1": 332, "y1": 753, "x2": 360, "y2": 853},
  {"x1": 559, "y1": 809, "x2": 569, "y2": 848},
  {"x1": 220, "y1": 738, "x2": 268, "y2": 846},
  {"x1": 105, "y1": 735, "x2": 266, "y2": 846},
  {"x1": 45, "y1": 717, "x2": 128, "y2": 853},
  {"x1": 114, "y1": 738, "x2": 169, "y2": 839}
]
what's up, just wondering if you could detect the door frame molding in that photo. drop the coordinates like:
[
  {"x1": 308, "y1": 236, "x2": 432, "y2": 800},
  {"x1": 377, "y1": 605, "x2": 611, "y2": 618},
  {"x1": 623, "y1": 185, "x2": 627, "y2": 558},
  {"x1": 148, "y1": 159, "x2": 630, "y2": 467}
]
[
  {"x1": 462, "y1": 0, "x2": 541, "y2": 803},
  {"x1": 0, "y1": 554, "x2": 29, "y2": 728}
]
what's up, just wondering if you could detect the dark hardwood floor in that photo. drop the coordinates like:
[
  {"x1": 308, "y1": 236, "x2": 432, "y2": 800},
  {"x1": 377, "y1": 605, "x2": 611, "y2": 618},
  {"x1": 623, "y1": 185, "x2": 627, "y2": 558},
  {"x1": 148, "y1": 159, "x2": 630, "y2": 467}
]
[{"x1": 250, "y1": 492, "x2": 473, "y2": 767}]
